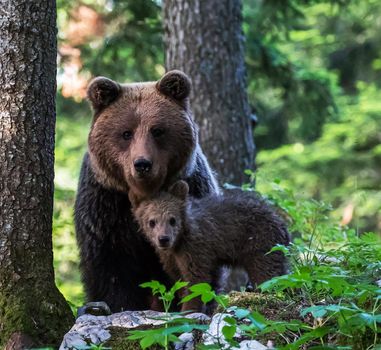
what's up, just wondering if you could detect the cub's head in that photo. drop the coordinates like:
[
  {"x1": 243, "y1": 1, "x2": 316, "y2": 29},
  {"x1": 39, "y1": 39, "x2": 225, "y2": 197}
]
[
  {"x1": 87, "y1": 70, "x2": 196, "y2": 196},
  {"x1": 132, "y1": 181, "x2": 189, "y2": 250}
]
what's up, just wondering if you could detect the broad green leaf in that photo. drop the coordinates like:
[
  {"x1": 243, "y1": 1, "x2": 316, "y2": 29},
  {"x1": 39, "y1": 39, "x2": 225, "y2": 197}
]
[
  {"x1": 222, "y1": 324, "x2": 236, "y2": 340},
  {"x1": 234, "y1": 308, "x2": 251, "y2": 319}
]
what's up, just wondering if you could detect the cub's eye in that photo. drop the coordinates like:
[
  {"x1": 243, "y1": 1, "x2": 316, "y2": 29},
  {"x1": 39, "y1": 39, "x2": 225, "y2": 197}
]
[
  {"x1": 169, "y1": 217, "x2": 176, "y2": 226},
  {"x1": 122, "y1": 130, "x2": 133, "y2": 140},
  {"x1": 151, "y1": 128, "x2": 165, "y2": 138},
  {"x1": 149, "y1": 220, "x2": 156, "y2": 228}
]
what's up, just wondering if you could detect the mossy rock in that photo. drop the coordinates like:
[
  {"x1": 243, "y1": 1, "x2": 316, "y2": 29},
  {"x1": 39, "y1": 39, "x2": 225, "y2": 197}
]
[
  {"x1": 224, "y1": 292, "x2": 376, "y2": 349},
  {"x1": 223, "y1": 291, "x2": 302, "y2": 321},
  {"x1": 104, "y1": 326, "x2": 163, "y2": 350},
  {"x1": 220, "y1": 292, "x2": 306, "y2": 347},
  {"x1": 104, "y1": 318, "x2": 207, "y2": 350}
]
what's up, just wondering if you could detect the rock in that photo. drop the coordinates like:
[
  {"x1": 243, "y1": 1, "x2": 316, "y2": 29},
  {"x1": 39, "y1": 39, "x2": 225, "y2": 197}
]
[
  {"x1": 174, "y1": 332, "x2": 194, "y2": 350},
  {"x1": 60, "y1": 310, "x2": 210, "y2": 350},
  {"x1": 60, "y1": 307, "x2": 269, "y2": 349},
  {"x1": 233, "y1": 340, "x2": 268, "y2": 350},
  {"x1": 77, "y1": 301, "x2": 112, "y2": 317},
  {"x1": 203, "y1": 313, "x2": 241, "y2": 348},
  {"x1": 202, "y1": 313, "x2": 268, "y2": 350}
]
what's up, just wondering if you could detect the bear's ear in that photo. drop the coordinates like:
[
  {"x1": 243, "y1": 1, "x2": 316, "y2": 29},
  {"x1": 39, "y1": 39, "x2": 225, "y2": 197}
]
[
  {"x1": 156, "y1": 70, "x2": 191, "y2": 101},
  {"x1": 87, "y1": 77, "x2": 121, "y2": 112},
  {"x1": 168, "y1": 180, "x2": 189, "y2": 200}
]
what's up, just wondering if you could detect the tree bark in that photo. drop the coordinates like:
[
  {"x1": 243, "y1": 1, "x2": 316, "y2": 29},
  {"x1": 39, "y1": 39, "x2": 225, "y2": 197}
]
[
  {"x1": 0, "y1": 1, "x2": 74, "y2": 348},
  {"x1": 163, "y1": 0, "x2": 255, "y2": 185}
]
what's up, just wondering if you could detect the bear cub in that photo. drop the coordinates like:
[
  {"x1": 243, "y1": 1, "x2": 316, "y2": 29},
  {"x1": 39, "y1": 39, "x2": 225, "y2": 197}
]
[{"x1": 131, "y1": 180, "x2": 290, "y2": 313}]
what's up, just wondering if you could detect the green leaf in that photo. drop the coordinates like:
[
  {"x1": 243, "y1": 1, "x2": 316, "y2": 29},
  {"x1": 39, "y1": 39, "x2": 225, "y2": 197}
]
[
  {"x1": 215, "y1": 294, "x2": 229, "y2": 308},
  {"x1": 169, "y1": 280, "x2": 189, "y2": 294},
  {"x1": 248, "y1": 311, "x2": 267, "y2": 330},
  {"x1": 140, "y1": 336, "x2": 155, "y2": 349},
  {"x1": 222, "y1": 324, "x2": 236, "y2": 340},
  {"x1": 267, "y1": 244, "x2": 289, "y2": 255},
  {"x1": 301, "y1": 305, "x2": 328, "y2": 318},
  {"x1": 223, "y1": 316, "x2": 237, "y2": 325},
  {"x1": 189, "y1": 283, "x2": 212, "y2": 293},
  {"x1": 234, "y1": 308, "x2": 251, "y2": 319},
  {"x1": 180, "y1": 283, "x2": 216, "y2": 304},
  {"x1": 140, "y1": 280, "x2": 166, "y2": 295}
]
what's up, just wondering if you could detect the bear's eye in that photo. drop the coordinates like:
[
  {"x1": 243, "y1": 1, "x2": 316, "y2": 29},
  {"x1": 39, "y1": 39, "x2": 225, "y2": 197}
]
[
  {"x1": 151, "y1": 127, "x2": 165, "y2": 138},
  {"x1": 169, "y1": 217, "x2": 176, "y2": 226},
  {"x1": 149, "y1": 219, "x2": 156, "y2": 228},
  {"x1": 122, "y1": 130, "x2": 133, "y2": 140}
]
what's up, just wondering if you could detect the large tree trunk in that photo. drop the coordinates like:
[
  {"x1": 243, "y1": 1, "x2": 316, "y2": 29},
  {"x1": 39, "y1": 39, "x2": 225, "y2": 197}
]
[
  {"x1": 0, "y1": 1, "x2": 74, "y2": 348},
  {"x1": 163, "y1": 0, "x2": 255, "y2": 185}
]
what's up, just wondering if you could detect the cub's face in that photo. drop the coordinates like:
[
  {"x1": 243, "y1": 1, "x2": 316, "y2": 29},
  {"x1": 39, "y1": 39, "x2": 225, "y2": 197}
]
[
  {"x1": 135, "y1": 195, "x2": 183, "y2": 250},
  {"x1": 133, "y1": 180, "x2": 189, "y2": 250},
  {"x1": 87, "y1": 71, "x2": 197, "y2": 197}
]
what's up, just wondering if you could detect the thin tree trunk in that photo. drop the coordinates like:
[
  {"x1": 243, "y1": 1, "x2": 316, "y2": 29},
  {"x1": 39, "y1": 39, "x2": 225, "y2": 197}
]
[
  {"x1": 0, "y1": 1, "x2": 73, "y2": 348},
  {"x1": 163, "y1": 0, "x2": 255, "y2": 185}
]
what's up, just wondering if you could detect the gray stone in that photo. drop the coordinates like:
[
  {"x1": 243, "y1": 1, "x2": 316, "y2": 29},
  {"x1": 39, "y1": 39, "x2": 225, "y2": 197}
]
[
  {"x1": 60, "y1": 310, "x2": 210, "y2": 350},
  {"x1": 175, "y1": 332, "x2": 194, "y2": 350},
  {"x1": 203, "y1": 313, "x2": 241, "y2": 348},
  {"x1": 60, "y1": 309, "x2": 268, "y2": 350},
  {"x1": 234, "y1": 340, "x2": 268, "y2": 350}
]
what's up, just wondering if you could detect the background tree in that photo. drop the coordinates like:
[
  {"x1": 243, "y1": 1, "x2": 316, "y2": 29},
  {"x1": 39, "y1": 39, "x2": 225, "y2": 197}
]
[
  {"x1": 0, "y1": 1, "x2": 74, "y2": 348},
  {"x1": 163, "y1": 0, "x2": 255, "y2": 185}
]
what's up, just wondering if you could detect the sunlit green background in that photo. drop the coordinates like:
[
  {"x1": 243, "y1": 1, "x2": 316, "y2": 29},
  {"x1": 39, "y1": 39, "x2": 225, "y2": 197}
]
[{"x1": 53, "y1": 0, "x2": 381, "y2": 307}]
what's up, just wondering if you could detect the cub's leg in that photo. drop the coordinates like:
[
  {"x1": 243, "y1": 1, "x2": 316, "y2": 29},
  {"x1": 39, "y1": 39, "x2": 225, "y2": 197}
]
[{"x1": 176, "y1": 259, "x2": 213, "y2": 313}]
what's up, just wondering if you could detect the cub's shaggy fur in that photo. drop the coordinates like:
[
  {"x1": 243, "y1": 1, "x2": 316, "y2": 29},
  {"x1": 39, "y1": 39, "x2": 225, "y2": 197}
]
[{"x1": 132, "y1": 181, "x2": 290, "y2": 313}]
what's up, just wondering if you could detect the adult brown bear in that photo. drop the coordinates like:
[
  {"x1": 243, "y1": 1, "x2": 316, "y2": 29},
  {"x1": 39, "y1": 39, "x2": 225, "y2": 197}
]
[{"x1": 75, "y1": 70, "x2": 219, "y2": 312}]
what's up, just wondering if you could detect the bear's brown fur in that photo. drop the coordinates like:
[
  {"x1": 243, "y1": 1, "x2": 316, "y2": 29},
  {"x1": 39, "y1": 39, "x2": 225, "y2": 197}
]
[
  {"x1": 75, "y1": 71, "x2": 220, "y2": 311},
  {"x1": 132, "y1": 181, "x2": 290, "y2": 313},
  {"x1": 88, "y1": 71, "x2": 201, "y2": 198}
]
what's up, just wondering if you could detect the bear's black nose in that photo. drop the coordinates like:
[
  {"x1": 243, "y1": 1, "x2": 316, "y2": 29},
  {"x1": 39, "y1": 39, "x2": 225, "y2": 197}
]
[
  {"x1": 158, "y1": 236, "x2": 170, "y2": 247},
  {"x1": 134, "y1": 158, "x2": 152, "y2": 174}
]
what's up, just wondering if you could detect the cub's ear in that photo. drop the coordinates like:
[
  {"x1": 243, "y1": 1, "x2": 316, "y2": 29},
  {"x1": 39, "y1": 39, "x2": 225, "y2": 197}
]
[
  {"x1": 168, "y1": 180, "x2": 189, "y2": 200},
  {"x1": 87, "y1": 77, "x2": 121, "y2": 112},
  {"x1": 156, "y1": 70, "x2": 191, "y2": 100}
]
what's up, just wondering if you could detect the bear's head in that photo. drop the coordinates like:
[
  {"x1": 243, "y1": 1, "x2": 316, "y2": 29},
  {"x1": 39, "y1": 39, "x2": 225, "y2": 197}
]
[
  {"x1": 132, "y1": 180, "x2": 189, "y2": 250},
  {"x1": 87, "y1": 70, "x2": 197, "y2": 197}
]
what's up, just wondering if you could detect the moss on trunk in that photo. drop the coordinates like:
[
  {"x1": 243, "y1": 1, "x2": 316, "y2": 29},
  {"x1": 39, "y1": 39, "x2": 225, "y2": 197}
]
[{"x1": 0, "y1": 281, "x2": 74, "y2": 349}]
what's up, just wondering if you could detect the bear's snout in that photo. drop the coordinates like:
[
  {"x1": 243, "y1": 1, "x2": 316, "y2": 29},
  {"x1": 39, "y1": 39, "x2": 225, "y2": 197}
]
[
  {"x1": 158, "y1": 235, "x2": 171, "y2": 248},
  {"x1": 134, "y1": 158, "x2": 153, "y2": 175}
]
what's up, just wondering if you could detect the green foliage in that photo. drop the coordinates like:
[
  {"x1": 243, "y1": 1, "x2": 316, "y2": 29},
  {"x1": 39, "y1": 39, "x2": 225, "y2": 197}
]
[
  {"x1": 58, "y1": 0, "x2": 163, "y2": 82},
  {"x1": 256, "y1": 84, "x2": 381, "y2": 233},
  {"x1": 180, "y1": 283, "x2": 228, "y2": 308},
  {"x1": 254, "y1": 178, "x2": 381, "y2": 348},
  {"x1": 128, "y1": 281, "x2": 210, "y2": 350},
  {"x1": 53, "y1": 114, "x2": 90, "y2": 307},
  {"x1": 244, "y1": 0, "x2": 342, "y2": 148},
  {"x1": 245, "y1": 0, "x2": 381, "y2": 148},
  {"x1": 141, "y1": 280, "x2": 189, "y2": 314}
]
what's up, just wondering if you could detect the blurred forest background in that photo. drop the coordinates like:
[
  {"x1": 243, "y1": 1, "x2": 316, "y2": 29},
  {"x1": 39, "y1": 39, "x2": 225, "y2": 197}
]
[{"x1": 54, "y1": 0, "x2": 381, "y2": 306}]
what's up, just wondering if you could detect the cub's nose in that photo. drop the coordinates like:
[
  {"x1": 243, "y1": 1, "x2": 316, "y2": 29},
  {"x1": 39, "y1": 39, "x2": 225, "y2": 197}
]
[
  {"x1": 134, "y1": 158, "x2": 152, "y2": 174},
  {"x1": 158, "y1": 235, "x2": 170, "y2": 247}
]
